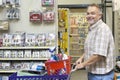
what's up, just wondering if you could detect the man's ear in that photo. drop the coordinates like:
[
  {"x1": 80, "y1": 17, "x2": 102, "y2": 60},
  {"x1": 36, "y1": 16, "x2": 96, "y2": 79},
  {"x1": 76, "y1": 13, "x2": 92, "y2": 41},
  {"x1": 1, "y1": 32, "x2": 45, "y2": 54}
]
[{"x1": 99, "y1": 14, "x2": 102, "y2": 19}]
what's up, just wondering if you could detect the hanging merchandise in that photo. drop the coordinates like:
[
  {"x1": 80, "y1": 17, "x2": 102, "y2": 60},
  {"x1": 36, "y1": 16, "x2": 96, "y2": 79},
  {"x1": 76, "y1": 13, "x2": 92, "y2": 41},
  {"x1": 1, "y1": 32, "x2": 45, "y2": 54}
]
[
  {"x1": 58, "y1": 8, "x2": 67, "y2": 28},
  {"x1": 6, "y1": 8, "x2": 20, "y2": 20},
  {"x1": 43, "y1": 10, "x2": 55, "y2": 22},
  {"x1": 41, "y1": 0, "x2": 54, "y2": 6},
  {"x1": 29, "y1": 11, "x2": 42, "y2": 23},
  {"x1": 0, "y1": 20, "x2": 9, "y2": 30},
  {"x1": 2, "y1": 0, "x2": 20, "y2": 7},
  {"x1": 58, "y1": 8, "x2": 69, "y2": 55}
]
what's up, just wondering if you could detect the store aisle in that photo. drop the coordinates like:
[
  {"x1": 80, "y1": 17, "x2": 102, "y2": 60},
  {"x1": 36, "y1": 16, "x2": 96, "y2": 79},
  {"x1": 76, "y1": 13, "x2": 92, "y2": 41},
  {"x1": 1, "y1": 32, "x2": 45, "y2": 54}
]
[{"x1": 70, "y1": 69, "x2": 88, "y2": 80}]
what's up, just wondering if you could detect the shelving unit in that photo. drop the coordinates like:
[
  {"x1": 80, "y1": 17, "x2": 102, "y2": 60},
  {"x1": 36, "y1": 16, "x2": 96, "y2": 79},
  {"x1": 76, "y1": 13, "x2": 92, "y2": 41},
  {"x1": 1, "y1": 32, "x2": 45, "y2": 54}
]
[
  {"x1": 69, "y1": 13, "x2": 88, "y2": 63},
  {"x1": 0, "y1": 46, "x2": 52, "y2": 74},
  {"x1": 0, "y1": 70, "x2": 17, "y2": 74},
  {"x1": 0, "y1": 46, "x2": 53, "y2": 50},
  {"x1": 58, "y1": 5, "x2": 89, "y2": 63},
  {"x1": 58, "y1": 8, "x2": 69, "y2": 55},
  {"x1": 0, "y1": 0, "x2": 58, "y2": 78},
  {"x1": 0, "y1": 47, "x2": 50, "y2": 73},
  {"x1": 0, "y1": 58, "x2": 48, "y2": 60}
]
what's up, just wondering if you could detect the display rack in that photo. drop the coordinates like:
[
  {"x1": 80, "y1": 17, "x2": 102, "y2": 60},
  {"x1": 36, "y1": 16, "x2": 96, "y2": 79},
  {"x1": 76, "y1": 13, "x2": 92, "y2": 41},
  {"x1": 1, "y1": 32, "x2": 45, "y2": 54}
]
[
  {"x1": 58, "y1": 5, "x2": 88, "y2": 63},
  {"x1": 69, "y1": 13, "x2": 88, "y2": 63},
  {"x1": 0, "y1": 47, "x2": 51, "y2": 74},
  {"x1": 58, "y1": 8, "x2": 69, "y2": 55},
  {"x1": 0, "y1": 0, "x2": 58, "y2": 79}
]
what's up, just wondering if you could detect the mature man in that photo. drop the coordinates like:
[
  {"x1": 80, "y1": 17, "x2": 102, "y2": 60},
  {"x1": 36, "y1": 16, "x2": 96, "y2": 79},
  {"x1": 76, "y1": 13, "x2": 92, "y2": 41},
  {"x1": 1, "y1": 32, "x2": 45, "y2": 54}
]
[{"x1": 75, "y1": 4, "x2": 115, "y2": 80}]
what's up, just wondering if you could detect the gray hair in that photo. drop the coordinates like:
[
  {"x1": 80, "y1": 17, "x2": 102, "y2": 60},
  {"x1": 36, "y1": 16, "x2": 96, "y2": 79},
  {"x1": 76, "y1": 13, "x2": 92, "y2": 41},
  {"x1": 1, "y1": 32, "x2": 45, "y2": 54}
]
[{"x1": 88, "y1": 3, "x2": 103, "y2": 14}]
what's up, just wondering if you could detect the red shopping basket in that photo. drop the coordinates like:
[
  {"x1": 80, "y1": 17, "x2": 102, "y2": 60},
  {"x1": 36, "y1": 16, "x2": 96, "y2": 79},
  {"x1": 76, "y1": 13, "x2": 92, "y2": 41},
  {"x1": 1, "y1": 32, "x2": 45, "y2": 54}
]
[{"x1": 45, "y1": 57, "x2": 71, "y2": 75}]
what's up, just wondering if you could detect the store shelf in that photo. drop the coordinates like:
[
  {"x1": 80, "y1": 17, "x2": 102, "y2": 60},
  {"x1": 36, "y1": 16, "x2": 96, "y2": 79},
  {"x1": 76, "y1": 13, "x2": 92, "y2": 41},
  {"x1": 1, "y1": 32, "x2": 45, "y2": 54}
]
[
  {"x1": 0, "y1": 70, "x2": 17, "y2": 73},
  {"x1": 68, "y1": 13, "x2": 88, "y2": 63},
  {"x1": 69, "y1": 34, "x2": 79, "y2": 36},
  {"x1": 0, "y1": 46, "x2": 54, "y2": 50},
  {"x1": 70, "y1": 54, "x2": 82, "y2": 57},
  {"x1": 70, "y1": 42, "x2": 79, "y2": 44},
  {"x1": 70, "y1": 26, "x2": 78, "y2": 28},
  {"x1": 70, "y1": 42, "x2": 84, "y2": 45},
  {"x1": 0, "y1": 58, "x2": 48, "y2": 61}
]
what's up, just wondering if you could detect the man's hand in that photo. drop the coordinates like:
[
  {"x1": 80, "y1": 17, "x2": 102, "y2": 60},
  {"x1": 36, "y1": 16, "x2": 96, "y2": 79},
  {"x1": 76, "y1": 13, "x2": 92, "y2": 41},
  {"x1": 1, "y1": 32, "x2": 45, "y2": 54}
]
[{"x1": 75, "y1": 63, "x2": 84, "y2": 70}]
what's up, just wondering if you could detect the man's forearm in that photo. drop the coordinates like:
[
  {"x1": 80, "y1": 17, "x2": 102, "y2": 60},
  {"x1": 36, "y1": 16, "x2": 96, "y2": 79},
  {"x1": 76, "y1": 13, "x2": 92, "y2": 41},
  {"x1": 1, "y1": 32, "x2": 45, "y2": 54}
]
[
  {"x1": 82, "y1": 54, "x2": 103, "y2": 67},
  {"x1": 76, "y1": 53, "x2": 85, "y2": 64}
]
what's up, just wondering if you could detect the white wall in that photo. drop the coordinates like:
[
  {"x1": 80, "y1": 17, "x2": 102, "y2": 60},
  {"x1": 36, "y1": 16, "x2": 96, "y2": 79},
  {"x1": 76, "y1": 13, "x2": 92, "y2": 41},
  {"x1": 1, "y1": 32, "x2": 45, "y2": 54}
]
[{"x1": 58, "y1": 0, "x2": 101, "y2": 5}]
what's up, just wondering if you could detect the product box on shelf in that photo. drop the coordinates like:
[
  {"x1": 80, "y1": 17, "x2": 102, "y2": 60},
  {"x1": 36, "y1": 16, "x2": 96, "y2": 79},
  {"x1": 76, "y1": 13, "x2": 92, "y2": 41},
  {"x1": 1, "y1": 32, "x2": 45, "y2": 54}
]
[
  {"x1": 21, "y1": 62, "x2": 30, "y2": 70},
  {"x1": 70, "y1": 27, "x2": 79, "y2": 34},
  {"x1": 11, "y1": 50, "x2": 18, "y2": 58},
  {"x1": 11, "y1": 62, "x2": 22, "y2": 70},
  {"x1": 0, "y1": 50, "x2": 3, "y2": 58},
  {"x1": 43, "y1": 11, "x2": 55, "y2": 22},
  {"x1": 41, "y1": 0, "x2": 54, "y2": 6},
  {"x1": 70, "y1": 50, "x2": 81, "y2": 55},
  {"x1": 32, "y1": 50, "x2": 51, "y2": 58},
  {"x1": 25, "y1": 33, "x2": 36, "y2": 47},
  {"x1": 2, "y1": 76, "x2": 8, "y2": 80},
  {"x1": 17, "y1": 50, "x2": 24, "y2": 58},
  {"x1": 79, "y1": 38, "x2": 85, "y2": 45},
  {"x1": 24, "y1": 50, "x2": 32, "y2": 58},
  {"x1": 3, "y1": 50, "x2": 11, "y2": 58},
  {"x1": 12, "y1": 33, "x2": 25, "y2": 47},
  {"x1": 46, "y1": 33, "x2": 56, "y2": 46},
  {"x1": 70, "y1": 36, "x2": 79, "y2": 43},
  {"x1": 41, "y1": 50, "x2": 51, "y2": 58},
  {"x1": 70, "y1": 44, "x2": 80, "y2": 50},
  {"x1": 32, "y1": 50, "x2": 40, "y2": 58},
  {"x1": 2, "y1": 34, "x2": 12, "y2": 47},
  {"x1": 35, "y1": 33, "x2": 46, "y2": 46},
  {"x1": 2, "y1": 62, "x2": 11, "y2": 70}
]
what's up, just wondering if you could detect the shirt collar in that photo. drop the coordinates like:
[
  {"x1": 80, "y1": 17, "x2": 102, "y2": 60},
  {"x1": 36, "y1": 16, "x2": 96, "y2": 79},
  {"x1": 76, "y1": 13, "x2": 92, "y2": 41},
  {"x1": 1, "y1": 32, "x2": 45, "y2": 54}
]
[{"x1": 89, "y1": 19, "x2": 103, "y2": 31}]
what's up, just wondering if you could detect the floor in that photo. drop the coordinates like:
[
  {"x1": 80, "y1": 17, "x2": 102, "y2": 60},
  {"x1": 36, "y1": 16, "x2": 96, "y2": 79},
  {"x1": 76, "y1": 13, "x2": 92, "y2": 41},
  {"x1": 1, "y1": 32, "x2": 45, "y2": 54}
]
[{"x1": 70, "y1": 69, "x2": 88, "y2": 80}]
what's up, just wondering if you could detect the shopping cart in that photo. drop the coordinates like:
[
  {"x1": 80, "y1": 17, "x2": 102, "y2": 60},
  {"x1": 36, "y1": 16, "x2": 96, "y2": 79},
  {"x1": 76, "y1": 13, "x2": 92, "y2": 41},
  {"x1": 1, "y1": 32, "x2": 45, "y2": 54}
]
[
  {"x1": 9, "y1": 57, "x2": 71, "y2": 80},
  {"x1": 9, "y1": 72, "x2": 69, "y2": 80}
]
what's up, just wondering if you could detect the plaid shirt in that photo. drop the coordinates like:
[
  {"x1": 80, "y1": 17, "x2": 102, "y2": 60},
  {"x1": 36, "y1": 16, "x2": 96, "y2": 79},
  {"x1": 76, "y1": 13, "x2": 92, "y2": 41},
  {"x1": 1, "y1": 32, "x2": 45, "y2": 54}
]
[{"x1": 84, "y1": 19, "x2": 115, "y2": 74}]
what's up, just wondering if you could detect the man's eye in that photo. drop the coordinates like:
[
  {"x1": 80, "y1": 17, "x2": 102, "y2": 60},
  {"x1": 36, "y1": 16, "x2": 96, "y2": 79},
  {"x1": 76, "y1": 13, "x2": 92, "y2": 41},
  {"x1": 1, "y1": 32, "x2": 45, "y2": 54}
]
[
  {"x1": 87, "y1": 13, "x2": 89, "y2": 15},
  {"x1": 87, "y1": 12, "x2": 96, "y2": 15},
  {"x1": 91, "y1": 12, "x2": 96, "y2": 15}
]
